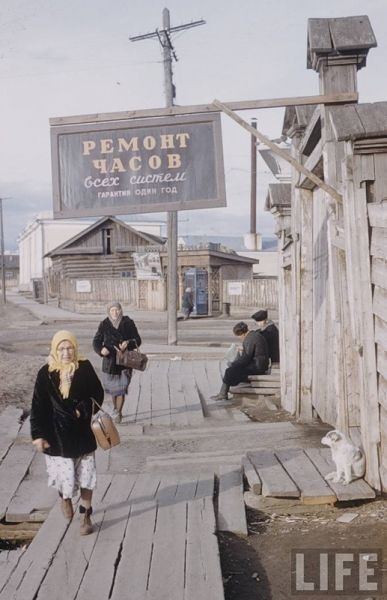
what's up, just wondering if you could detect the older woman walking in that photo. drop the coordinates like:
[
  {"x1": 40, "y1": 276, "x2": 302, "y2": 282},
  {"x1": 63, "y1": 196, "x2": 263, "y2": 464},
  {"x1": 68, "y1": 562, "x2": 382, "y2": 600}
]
[
  {"x1": 30, "y1": 330, "x2": 104, "y2": 536},
  {"x1": 93, "y1": 302, "x2": 142, "y2": 424}
]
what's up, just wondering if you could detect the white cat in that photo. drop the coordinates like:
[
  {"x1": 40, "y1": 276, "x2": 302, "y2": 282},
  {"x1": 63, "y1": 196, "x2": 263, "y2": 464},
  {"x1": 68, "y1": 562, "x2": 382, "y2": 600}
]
[{"x1": 321, "y1": 430, "x2": 365, "y2": 485}]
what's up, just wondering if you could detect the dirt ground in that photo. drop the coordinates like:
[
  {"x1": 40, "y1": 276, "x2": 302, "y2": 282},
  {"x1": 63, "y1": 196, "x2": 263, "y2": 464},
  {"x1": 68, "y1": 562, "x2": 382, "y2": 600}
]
[
  {"x1": 220, "y1": 500, "x2": 387, "y2": 600},
  {"x1": 1, "y1": 300, "x2": 387, "y2": 598}
]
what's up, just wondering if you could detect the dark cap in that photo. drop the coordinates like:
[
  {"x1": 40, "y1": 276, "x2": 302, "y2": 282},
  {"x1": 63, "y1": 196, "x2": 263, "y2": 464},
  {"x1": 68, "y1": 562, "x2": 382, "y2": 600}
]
[{"x1": 251, "y1": 310, "x2": 268, "y2": 322}]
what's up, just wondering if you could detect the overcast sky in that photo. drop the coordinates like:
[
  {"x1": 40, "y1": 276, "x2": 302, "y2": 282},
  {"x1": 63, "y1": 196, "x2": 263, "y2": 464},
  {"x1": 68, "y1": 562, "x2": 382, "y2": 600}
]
[{"x1": 1, "y1": 0, "x2": 387, "y2": 249}]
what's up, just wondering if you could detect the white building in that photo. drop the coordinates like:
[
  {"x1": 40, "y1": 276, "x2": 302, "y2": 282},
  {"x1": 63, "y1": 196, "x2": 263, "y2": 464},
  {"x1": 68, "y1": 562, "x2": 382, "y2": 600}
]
[{"x1": 18, "y1": 211, "x2": 165, "y2": 292}]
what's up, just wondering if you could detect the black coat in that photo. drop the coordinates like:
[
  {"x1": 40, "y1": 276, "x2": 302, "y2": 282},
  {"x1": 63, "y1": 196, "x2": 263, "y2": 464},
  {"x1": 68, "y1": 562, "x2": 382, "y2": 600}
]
[
  {"x1": 259, "y1": 322, "x2": 280, "y2": 363},
  {"x1": 30, "y1": 360, "x2": 104, "y2": 459},
  {"x1": 223, "y1": 330, "x2": 269, "y2": 386},
  {"x1": 93, "y1": 316, "x2": 142, "y2": 375}
]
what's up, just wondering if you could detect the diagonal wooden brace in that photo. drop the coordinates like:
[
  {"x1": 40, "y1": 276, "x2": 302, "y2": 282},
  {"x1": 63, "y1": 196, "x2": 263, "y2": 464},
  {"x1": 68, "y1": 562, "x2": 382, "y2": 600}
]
[{"x1": 213, "y1": 98, "x2": 343, "y2": 203}]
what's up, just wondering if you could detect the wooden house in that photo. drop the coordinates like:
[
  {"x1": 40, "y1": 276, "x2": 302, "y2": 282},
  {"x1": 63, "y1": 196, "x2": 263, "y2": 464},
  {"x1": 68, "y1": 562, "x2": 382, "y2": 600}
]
[
  {"x1": 47, "y1": 216, "x2": 257, "y2": 314},
  {"x1": 268, "y1": 15, "x2": 387, "y2": 491},
  {"x1": 47, "y1": 216, "x2": 166, "y2": 312}
]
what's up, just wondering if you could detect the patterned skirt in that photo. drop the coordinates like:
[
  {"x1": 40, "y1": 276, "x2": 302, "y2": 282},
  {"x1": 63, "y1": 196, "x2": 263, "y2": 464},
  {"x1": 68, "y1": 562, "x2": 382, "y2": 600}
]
[
  {"x1": 102, "y1": 369, "x2": 132, "y2": 395},
  {"x1": 45, "y1": 453, "x2": 96, "y2": 499}
]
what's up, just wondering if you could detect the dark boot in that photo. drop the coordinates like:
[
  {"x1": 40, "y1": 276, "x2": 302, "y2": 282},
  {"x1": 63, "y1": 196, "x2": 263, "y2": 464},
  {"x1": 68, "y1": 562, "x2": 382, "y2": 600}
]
[
  {"x1": 210, "y1": 383, "x2": 230, "y2": 401},
  {"x1": 79, "y1": 505, "x2": 93, "y2": 536}
]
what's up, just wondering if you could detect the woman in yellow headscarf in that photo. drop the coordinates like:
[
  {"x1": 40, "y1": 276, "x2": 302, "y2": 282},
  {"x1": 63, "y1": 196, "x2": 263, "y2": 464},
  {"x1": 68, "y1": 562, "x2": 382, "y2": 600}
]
[{"x1": 30, "y1": 330, "x2": 104, "y2": 536}]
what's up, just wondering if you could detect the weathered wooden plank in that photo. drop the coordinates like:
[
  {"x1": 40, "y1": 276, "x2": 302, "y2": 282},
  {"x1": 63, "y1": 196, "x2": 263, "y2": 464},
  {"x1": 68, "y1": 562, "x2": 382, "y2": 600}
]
[
  {"x1": 216, "y1": 99, "x2": 342, "y2": 202},
  {"x1": 375, "y1": 316, "x2": 387, "y2": 354},
  {"x1": 248, "y1": 374, "x2": 280, "y2": 382},
  {"x1": 110, "y1": 474, "x2": 159, "y2": 600},
  {"x1": 193, "y1": 360, "x2": 228, "y2": 419},
  {"x1": 217, "y1": 466, "x2": 247, "y2": 535},
  {"x1": 231, "y1": 386, "x2": 280, "y2": 395},
  {"x1": 329, "y1": 105, "x2": 365, "y2": 141},
  {"x1": 371, "y1": 227, "x2": 387, "y2": 260},
  {"x1": 371, "y1": 258, "x2": 387, "y2": 291},
  {"x1": 195, "y1": 472, "x2": 215, "y2": 499},
  {"x1": 308, "y1": 18, "x2": 332, "y2": 52},
  {"x1": 379, "y1": 405, "x2": 387, "y2": 492},
  {"x1": 0, "y1": 474, "x2": 112, "y2": 600},
  {"x1": 378, "y1": 347, "x2": 387, "y2": 381},
  {"x1": 306, "y1": 447, "x2": 375, "y2": 501},
  {"x1": 180, "y1": 362, "x2": 204, "y2": 426},
  {"x1": 73, "y1": 474, "x2": 137, "y2": 600},
  {"x1": 6, "y1": 452, "x2": 58, "y2": 522},
  {"x1": 242, "y1": 457, "x2": 262, "y2": 495},
  {"x1": 135, "y1": 362, "x2": 153, "y2": 425},
  {"x1": 379, "y1": 374, "x2": 387, "y2": 411},
  {"x1": 0, "y1": 440, "x2": 35, "y2": 521},
  {"x1": 329, "y1": 16, "x2": 377, "y2": 51},
  {"x1": 276, "y1": 449, "x2": 336, "y2": 504},
  {"x1": 0, "y1": 549, "x2": 25, "y2": 593},
  {"x1": 248, "y1": 450, "x2": 300, "y2": 498},
  {"x1": 174, "y1": 474, "x2": 198, "y2": 502},
  {"x1": 185, "y1": 496, "x2": 225, "y2": 600},
  {"x1": 122, "y1": 369, "x2": 140, "y2": 423},
  {"x1": 151, "y1": 361, "x2": 171, "y2": 426},
  {"x1": 250, "y1": 381, "x2": 281, "y2": 388},
  {"x1": 373, "y1": 155, "x2": 387, "y2": 203},
  {"x1": 50, "y1": 93, "x2": 358, "y2": 126},
  {"x1": 147, "y1": 490, "x2": 187, "y2": 599},
  {"x1": 368, "y1": 203, "x2": 387, "y2": 228},
  {"x1": 0, "y1": 408, "x2": 23, "y2": 463},
  {"x1": 168, "y1": 359, "x2": 189, "y2": 427},
  {"x1": 374, "y1": 286, "x2": 387, "y2": 324}
]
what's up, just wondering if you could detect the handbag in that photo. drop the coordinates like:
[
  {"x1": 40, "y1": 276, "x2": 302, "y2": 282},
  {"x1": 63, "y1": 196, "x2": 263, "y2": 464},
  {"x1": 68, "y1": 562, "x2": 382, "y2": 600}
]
[
  {"x1": 115, "y1": 340, "x2": 148, "y2": 371},
  {"x1": 90, "y1": 398, "x2": 120, "y2": 450}
]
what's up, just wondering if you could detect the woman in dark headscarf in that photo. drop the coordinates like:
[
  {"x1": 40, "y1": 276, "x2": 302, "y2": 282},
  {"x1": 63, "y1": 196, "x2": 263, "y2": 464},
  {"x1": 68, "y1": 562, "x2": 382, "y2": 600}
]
[
  {"x1": 30, "y1": 330, "x2": 104, "y2": 536},
  {"x1": 93, "y1": 302, "x2": 142, "y2": 424}
]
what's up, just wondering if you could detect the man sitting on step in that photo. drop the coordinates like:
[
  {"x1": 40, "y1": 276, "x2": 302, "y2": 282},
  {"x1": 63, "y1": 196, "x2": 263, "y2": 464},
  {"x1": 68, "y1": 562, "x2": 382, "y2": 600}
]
[
  {"x1": 251, "y1": 309, "x2": 280, "y2": 365},
  {"x1": 211, "y1": 321, "x2": 269, "y2": 401}
]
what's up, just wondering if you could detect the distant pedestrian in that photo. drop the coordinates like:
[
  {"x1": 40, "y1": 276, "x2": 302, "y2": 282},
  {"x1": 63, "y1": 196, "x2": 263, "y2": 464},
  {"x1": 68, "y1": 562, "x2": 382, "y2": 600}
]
[
  {"x1": 93, "y1": 302, "x2": 142, "y2": 424},
  {"x1": 211, "y1": 321, "x2": 269, "y2": 401},
  {"x1": 182, "y1": 287, "x2": 194, "y2": 320},
  {"x1": 251, "y1": 309, "x2": 280, "y2": 363},
  {"x1": 30, "y1": 330, "x2": 104, "y2": 536}
]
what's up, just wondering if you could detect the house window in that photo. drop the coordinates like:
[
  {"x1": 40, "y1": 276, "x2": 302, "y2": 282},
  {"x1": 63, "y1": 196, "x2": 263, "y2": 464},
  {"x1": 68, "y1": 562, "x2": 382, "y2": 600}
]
[
  {"x1": 102, "y1": 228, "x2": 112, "y2": 255},
  {"x1": 121, "y1": 271, "x2": 134, "y2": 278}
]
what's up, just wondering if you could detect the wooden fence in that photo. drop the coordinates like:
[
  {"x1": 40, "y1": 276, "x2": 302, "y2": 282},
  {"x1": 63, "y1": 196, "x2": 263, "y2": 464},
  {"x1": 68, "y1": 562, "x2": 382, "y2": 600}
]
[{"x1": 222, "y1": 278, "x2": 278, "y2": 312}]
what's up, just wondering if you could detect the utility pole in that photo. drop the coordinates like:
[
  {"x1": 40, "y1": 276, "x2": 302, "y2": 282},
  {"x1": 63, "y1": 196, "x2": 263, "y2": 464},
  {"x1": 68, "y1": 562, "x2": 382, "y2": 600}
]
[
  {"x1": 130, "y1": 9, "x2": 205, "y2": 345},
  {"x1": 250, "y1": 118, "x2": 257, "y2": 236},
  {"x1": 0, "y1": 198, "x2": 6, "y2": 304}
]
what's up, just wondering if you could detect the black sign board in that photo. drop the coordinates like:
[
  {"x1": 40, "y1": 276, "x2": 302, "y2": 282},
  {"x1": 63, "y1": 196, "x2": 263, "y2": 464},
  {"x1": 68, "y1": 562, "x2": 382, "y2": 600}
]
[{"x1": 51, "y1": 113, "x2": 226, "y2": 218}]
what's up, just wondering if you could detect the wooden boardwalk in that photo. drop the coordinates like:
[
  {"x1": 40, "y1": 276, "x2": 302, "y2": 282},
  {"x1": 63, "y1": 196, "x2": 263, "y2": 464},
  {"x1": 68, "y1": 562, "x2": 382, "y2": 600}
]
[
  {"x1": 122, "y1": 358, "x2": 235, "y2": 427},
  {"x1": 0, "y1": 472, "x2": 225, "y2": 600},
  {"x1": 0, "y1": 358, "x2": 377, "y2": 599}
]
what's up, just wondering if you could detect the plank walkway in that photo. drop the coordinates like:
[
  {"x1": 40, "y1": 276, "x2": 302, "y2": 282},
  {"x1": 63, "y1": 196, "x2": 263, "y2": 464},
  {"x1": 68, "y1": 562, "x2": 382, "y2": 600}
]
[
  {"x1": 122, "y1": 358, "x2": 243, "y2": 427},
  {"x1": 246, "y1": 447, "x2": 375, "y2": 504},
  {"x1": 0, "y1": 472, "x2": 225, "y2": 600}
]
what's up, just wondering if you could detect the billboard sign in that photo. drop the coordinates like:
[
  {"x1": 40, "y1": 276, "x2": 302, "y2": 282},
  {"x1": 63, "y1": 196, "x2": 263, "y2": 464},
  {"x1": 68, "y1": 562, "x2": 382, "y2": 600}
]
[
  {"x1": 51, "y1": 113, "x2": 226, "y2": 218},
  {"x1": 133, "y1": 252, "x2": 162, "y2": 280}
]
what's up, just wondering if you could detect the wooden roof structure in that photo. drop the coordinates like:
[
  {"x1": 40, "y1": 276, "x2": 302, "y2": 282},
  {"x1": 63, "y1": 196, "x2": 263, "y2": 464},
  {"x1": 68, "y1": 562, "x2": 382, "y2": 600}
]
[
  {"x1": 329, "y1": 101, "x2": 387, "y2": 141},
  {"x1": 46, "y1": 216, "x2": 166, "y2": 257},
  {"x1": 307, "y1": 15, "x2": 377, "y2": 69},
  {"x1": 265, "y1": 183, "x2": 292, "y2": 212}
]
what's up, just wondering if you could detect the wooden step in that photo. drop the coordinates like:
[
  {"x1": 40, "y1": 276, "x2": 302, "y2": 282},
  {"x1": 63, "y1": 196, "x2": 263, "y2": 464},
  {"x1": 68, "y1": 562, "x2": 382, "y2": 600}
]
[
  {"x1": 305, "y1": 448, "x2": 375, "y2": 501},
  {"x1": 276, "y1": 449, "x2": 337, "y2": 505},
  {"x1": 248, "y1": 450, "x2": 300, "y2": 498},
  {"x1": 250, "y1": 381, "x2": 281, "y2": 388},
  {"x1": 248, "y1": 375, "x2": 280, "y2": 382},
  {"x1": 231, "y1": 386, "x2": 280, "y2": 396}
]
